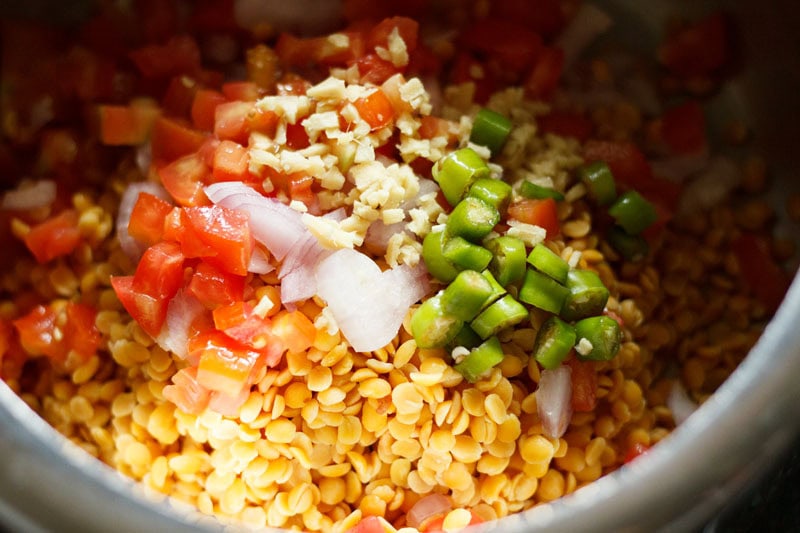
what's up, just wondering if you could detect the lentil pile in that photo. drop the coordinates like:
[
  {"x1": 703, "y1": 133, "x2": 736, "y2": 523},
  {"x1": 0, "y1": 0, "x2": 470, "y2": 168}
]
[{"x1": 0, "y1": 2, "x2": 793, "y2": 532}]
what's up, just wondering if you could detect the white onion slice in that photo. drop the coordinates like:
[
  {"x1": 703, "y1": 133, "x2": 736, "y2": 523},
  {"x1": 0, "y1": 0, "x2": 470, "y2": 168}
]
[
  {"x1": 155, "y1": 289, "x2": 205, "y2": 360},
  {"x1": 677, "y1": 156, "x2": 741, "y2": 216},
  {"x1": 556, "y1": 4, "x2": 613, "y2": 70},
  {"x1": 537, "y1": 367, "x2": 573, "y2": 438},
  {"x1": 667, "y1": 380, "x2": 699, "y2": 425},
  {"x1": 248, "y1": 246, "x2": 275, "y2": 275},
  {"x1": 1, "y1": 180, "x2": 57, "y2": 211},
  {"x1": 407, "y1": 493, "x2": 452, "y2": 529},
  {"x1": 315, "y1": 249, "x2": 429, "y2": 353},
  {"x1": 116, "y1": 181, "x2": 171, "y2": 260}
]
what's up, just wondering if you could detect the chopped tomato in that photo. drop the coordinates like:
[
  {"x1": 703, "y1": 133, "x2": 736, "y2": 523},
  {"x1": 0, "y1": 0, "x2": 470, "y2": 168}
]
[
  {"x1": 289, "y1": 174, "x2": 317, "y2": 209},
  {"x1": 188, "y1": 261, "x2": 246, "y2": 309},
  {"x1": 161, "y1": 75, "x2": 200, "y2": 119},
  {"x1": 163, "y1": 366, "x2": 211, "y2": 414},
  {"x1": 732, "y1": 233, "x2": 790, "y2": 313},
  {"x1": 459, "y1": 18, "x2": 543, "y2": 73},
  {"x1": 193, "y1": 330, "x2": 263, "y2": 396},
  {"x1": 129, "y1": 34, "x2": 202, "y2": 78},
  {"x1": 13, "y1": 305, "x2": 60, "y2": 359},
  {"x1": 353, "y1": 89, "x2": 395, "y2": 130},
  {"x1": 110, "y1": 275, "x2": 166, "y2": 337},
  {"x1": 507, "y1": 198, "x2": 560, "y2": 238},
  {"x1": 490, "y1": 0, "x2": 565, "y2": 40},
  {"x1": 660, "y1": 100, "x2": 707, "y2": 154},
  {"x1": 150, "y1": 116, "x2": 209, "y2": 162},
  {"x1": 158, "y1": 151, "x2": 211, "y2": 206},
  {"x1": 191, "y1": 89, "x2": 227, "y2": 131},
  {"x1": 248, "y1": 108, "x2": 280, "y2": 137},
  {"x1": 537, "y1": 111, "x2": 594, "y2": 143},
  {"x1": 221, "y1": 81, "x2": 261, "y2": 102},
  {"x1": 367, "y1": 16, "x2": 419, "y2": 54},
  {"x1": 450, "y1": 53, "x2": 495, "y2": 104},
  {"x1": 658, "y1": 11, "x2": 729, "y2": 78},
  {"x1": 132, "y1": 241, "x2": 186, "y2": 303},
  {"x1": 565, "y1": 357, "x2": 598, "y2": 412},
  {"x1": 276, "y1": 74, "x2": 312, "y2": 96},
  {"x1": 271, "y1": 310, "x2": 316, "y2": 353},
  {"x1": 285, "y1": 122, "x2": 311, "y2": 150},
  {"x1": 582, "y1": 140, "x2": 654, "y2": 189},
  {"x1": 128, "y1": 192, "x2": 173, "y2": 246},
  {"x1": 23, "y1": 209, "x2": 82, "y2": 263},
  {"x1": 419, "y1": 515, "x2": 445, "y2": 533},
  {"x1": 183, "y1": 205, "x2": 254, "y2": 276},
  {"x1": 346, "y1": 516, "x2": 387, "y2": 533},
  {"x1": 354, "y1": 53, "x2": 401, "y2": 85},
  {"x1": 64, "y1": 302, "x2": 101, "y2": 360},
  {"x1": 212, "y1": 140, "x2": 250, "y2": 182},
  {"x1": 524, "y1": 46, "x2": 564, "y2": 101},
  {"x1": 212, "y1": 301, "x2": 253, "y2": 331},
  {"x1": 276, "y1": 31, "x2": 366, "y2": 68},
  {"x1": 214, "y1": 101, "x2": 255, "y2": 144},
  {"x1": 623, "y1": 442, "x2": 650, "y2": 463},
  {"x1": 163, "y1": 207, "x2": 216, "y2": 258},
  {"x1": 96, "y1": 103, "x2": 161, "y2": 146}
]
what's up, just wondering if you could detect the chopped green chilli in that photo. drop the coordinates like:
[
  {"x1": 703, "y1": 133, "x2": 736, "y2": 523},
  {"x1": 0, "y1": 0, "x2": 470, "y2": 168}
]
[
  {"x1": 445, "y1": 196, "x2": 500, "y2": 242},
  {"x1": 578, "y1": 161, "x2": 617, "y2": 206},
  {"x1": 480, "y1": 270, "x2": 508, "y2": 308},
  {"x1": 470, "y1": 294, "x2": 529, "y2": 339},
  {"x1": 447, "y1": 323, "x2": 483, "y2": 350},
  {"x1": 440, "y1": 270, "x2": 495, "y2": 321},
  {"x1": 608, "y1": 190, "x2": 658, "y2": 235},
  {"x1": 469, "y1": 108, "x2": 512, "y2": 156},
  {"x1": 422, "y1": 230, "x2": 459, "y2": 283},
  {"x1": 410, "y1": 294, "x2": 463, "y2": 348},
  {"x1": 519, "y1": 180, "x2": 565, "y2": 201},
  {"x1": 432, "y1": 147, "x2": 490, "y2": 206},
  {"x1": 527, "y1": 244, "x2": 569, "y2": 284},
  {"x1": 533, "y1": 316, "x2": 577, "y2": 369},
  {"x1": 454, "y1": 336, "x2": 505, "y2": 382},
  {"x1": 560, "y1": 269, "x2": 610, "y2": 321},
  {"x1": 518, "y1": 268, "x2": 570, "y2": 314},
  {"x1": 607, "y1": 225, "x2": 650, "y2": 261},
  {"x1": 468, "y1": 178, "x2": 513, "y2": 214},
  {"x1": 486, "y1": 236, "x2": 527, "y2": 287},
  {"x1": 442, "y1": 237, "x2": 493, "y2": 271},
  {"x1": 574, "y1": 316, "x2": 622, "y2": 361}
]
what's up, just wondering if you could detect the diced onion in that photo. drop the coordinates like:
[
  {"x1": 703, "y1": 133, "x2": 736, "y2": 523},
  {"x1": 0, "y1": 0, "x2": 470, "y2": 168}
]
[
  {"x1": 667, "y1": 380, "x2": 698, "y2": 425},
  {"x1": 1, "y1": 180, "x2": 57, "y2": 211},
  {"x1": 248, "y1": 246, "x2": 274, "y2": 275},
  {"x1": 116, "y1": 181, "x2": 171, "y2": 260},
  {"x1": 155, "y1": 290, "x2": 205, "y2": 360},
  {"x1": 536, "y1": 366, "x2": 573, "y2": 438},
  {"x1": 208, "y1": 388, "x2": 250, "y2": 417},
  {"x1": 406, "y1": 493, "x2": 452, "y2": 529}
]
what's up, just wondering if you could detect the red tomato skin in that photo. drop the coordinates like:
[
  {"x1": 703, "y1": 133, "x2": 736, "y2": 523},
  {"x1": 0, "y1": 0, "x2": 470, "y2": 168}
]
[
  {"x1": 353, "y1": 89, "x2": 395, "y2": 130},
  {"x1": 524, "y1": 46, "x2": 564, "y2": 101},
  {"x1": 12, "y1": 305, "x2": 60, "y2": 359},
  {"x1": 367, "y1": 16, "x2": 419, "y2": 54},
  {"x1": 214, "y1": 101, "x2": 255, "y2": 144},
  {"x1": 624, "y1": 442, "x2": 651, "y2": 463},
  {"x1": 354, "y1": 53, "x2": 401, "y2": 85},
  {"x1": 132, "y1": 241, "x2": 186, "y2": 302},
  {"x1": 65, "y1": 302, "x2": 101, "y2": 360},
  {"x1": 565, "y1": 357, "x2": 598, "y2": 412},
  {"x1": 150, "y1": 116, "x2": 209, "y2": 162},
  {"x1": 23, "y1": 209, "x2": 82, "y2": 264},
  {"x1": 658, "y1": 12, "x2": 729, "y2": 78},
  {"x1": 158, "y1": 152, "x2": 211, "y2": 207},
  {"x1": 507, "y1": 198, "x2": 560, "y2": 238},
  {"x1": 537, "y1": 111, "x2": 594, "y2": 142},
  {"x1": 191, "y1": 89, "x2": 227, "y2": 131},
  {"x1": 582, "y1": 140, "x2": 654, "y2": 188},
  {"x1": 459, "y1": 18, "x2": 543, "y2": 73},
  {"x1": 128, "y1": 192, "x2": 173, "y2": 246},
  {"x1": 660, "y1": 100, "x2": 707, "y2": 154},
  {"x1": 212, "y1": 140, "x2": 250, "y2": 183},
  {"x1": 183, "y1": 205, "x2": 254, "y2": 276},
  {"x1": 188, "y1": 260, "x2": 246, "y2": 309},
  {"x1": 110, "y1": 275, "x2": 168, "y2": 337}
]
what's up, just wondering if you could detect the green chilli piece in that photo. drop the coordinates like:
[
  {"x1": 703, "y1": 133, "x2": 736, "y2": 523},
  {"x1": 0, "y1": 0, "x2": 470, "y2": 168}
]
[
  {"x1": 574, "y1": 315, "x2": 622, "y2": 361},
  {"x1": 440, "y1": 270, "x2": 495, "y2": 322},
  {"x1": 527, "y1": 243, "x2": 569, "y2": 284},
  {"x1": 578, "y1": 161, "x2": 617, "y2": 206},
  {"x1": 470, "y1": 108, "x2": 512, "y2": 156},
  {"x1": 410, "y1": 294, "x2": 463, "y2": 349},
  {"x1": 447, "y1": 323, "x2": 483, "y2": 350},
  {"x1": 533, "y1": 316, "x2": 577, "y2": 370},
  {"x1": 445, "y1": 196, "x2": 500, "y2": 243},
  {"x1": 608, "y1": 190, "x2": 658, "y2": 235},
  {"x1": 433, "y1": 148, "x2": 490, "y2": 206},
  {"x1": 607, "y1": 225, "x2": 650, "y2": 261},
  {"x1": 468, "y1": 178, "x2": 513, "y2": 214},
  {"x1": 422, "y1": 230, "x2": 459, "y2": 283},
  {"x1": 470, "y1": 294, "x2": 529, "y2": 339},
  {"x1": 454, "y1": 336, "x2": 505, "y2": 382},
  {"x1": 518, "y1": 268, "x2": 570, "y2": 314},
  {"x1": 480, "y1": 270, "x2": 508, "y2": 309},
  {"x1": 519, "y1": 180, "x2": 565, "y2": 201},
  {"x1": 560, "y1": 269, "x2": 610, "y2": 321},
  {"x1": 486, "y1": 235, "x2": 527, "y2": 287},
  {"x1": 443, "y1": 237, "x2": 493, "y2": 272}
]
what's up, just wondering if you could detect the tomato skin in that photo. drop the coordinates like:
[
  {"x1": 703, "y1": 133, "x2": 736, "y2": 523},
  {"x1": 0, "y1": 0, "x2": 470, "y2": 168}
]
[
  {"x1": 128, "y1": 192, "x2": 173, "y2": 246},
  {"x1": 162, "y1": 366, "x2": 210, "y2": 415},
  {"x1": 97, "y1": 103, "x2": 161, "y2": 146},
  {"x1": 507, "y1": 198, "x2": 560, "y2": 238},
  {"x1": 624, "y1": 442, "x2": 650, "y2": 463},
  {"x1": 13, "y1": 305, "x2": 59, "y2": 359},
  {"x1": 110, "y1": 275, "x2": 166, "y2": 337},
  {"x1": 459, "y1": 18, "x2": 543, "y2": 73},
  {"x1": 354, "y1": 53, "x2": 401, "y2": 85},
  {"x1": 24, "y1": 209, "x2": 82, "y2": 264},
  {"x1": 285, "y1": 122, "x2": 310, "y2": 150},
  {"x1": 193, "y1": 329, "x2": 263, "y2": 397},
  {"x1": 129, "y1": 35, "x2": 202, "y2": 78},
  {"x1": 346, "y1": 516, "x2": 386, "y2": 533},
  {"x1": 538, "y1": 111, "x2": 594, "y2": 143},
  {"x1": 221, "y1": 81, "x2": 261, "y2": 102},
  {"x1": 64, "y1": 302, "x2": 101, "y2": 360},
  {"x1": 524, "y1": 46, "x2": 564, "y2": 101},
  {"x1": 353, "y1": 89, "x2": 395, "y2": 130},
  {"x1": 271, "y1": 310, "x2": 315, "y2": 354},
  {"x1": 565, "y1": 357, "x2": 598, "y2": 412},
  {"x1": 212, "y1": 140, "x2": 250, "y2": 182},
  {"x1": 150, "y1": 116, "x2": 209, "y2": 162},
  {"x1": 660, "y1": 100, "x2": 707, "y2": 154},
  {"x1": 158, "y1": 152, "x2": 211, "y2": 207},
  {"x1": 191, "y1": 89, "x2": 227, "y2": 131},
  {"x1": 183, "y1": 205, "x2": 254, "y2": 276},
  {"x1": 367, "y1": 16, "x2": 419, "y2": 54},
  {"x1": 658, "y1": 12, "x2": 729, "y2": 78},
  {"x1": 161, "y1": 75, "x2": 200, "y2": 119},
  {"x1": 188, "y1": 260, "x2": 246, "y2": 309},
  {"x1": 132, "y1": 241, "x2": 186, "y2": 302},
  {"x1": 214, "y1": 101, "x2": 255, "y2": 144},
  {"x1": 732, "y1": 233, "x2": 790, "y2": 313}
]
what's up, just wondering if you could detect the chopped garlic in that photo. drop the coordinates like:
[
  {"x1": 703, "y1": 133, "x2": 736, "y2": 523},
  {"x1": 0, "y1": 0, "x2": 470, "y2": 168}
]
[
  {"x1": 506, "y1": 220, "x2": 547, "y2": 248},
  {"x1": 575, "y1": 338, "x2": 594, "y2": 357}
]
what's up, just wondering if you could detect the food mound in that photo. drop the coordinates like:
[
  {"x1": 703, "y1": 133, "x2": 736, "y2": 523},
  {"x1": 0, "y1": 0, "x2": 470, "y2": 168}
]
[{"x1": 0, "y1": 1, "x2": 791, "y2": 532}]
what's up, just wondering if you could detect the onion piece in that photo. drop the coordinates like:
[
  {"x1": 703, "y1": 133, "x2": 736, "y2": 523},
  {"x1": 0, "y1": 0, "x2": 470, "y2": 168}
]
[
  {"x1": 650, "y1": 148, "x2": 710, "y2": 183},
  {"x1": 155, "y1": 289, "x2": 205, "y2": 360},
  {"x1": 315, "y1": 249, "x2": 429, "y2": 353},
  {"x1": 116, "y1": 181, "x2": 171, "y2": 260},
  {"x1": 208, "y1": 387, "x2": 251, "y2": 417},
  {"x1": 677, "y1": 156, "x2": 741, "y2": 216},
  {"x1": 406, "y1": 493, "x2": 452, "y2": 529},
  {"x1": 248, "y1": 246, "x2": 275, "y2": 275},
  {"x1": 556, "y1": 4, "x2": 613, "y2": 70},
  {"x1": 1, "y1": 180, "x2": 57, "y2": 211},
  {"x1": 667, "y1": 380, "x2": 699, "y2": 425},
  {"x1": 537, "y1": 367, "x2": 573, "y2": 438}
]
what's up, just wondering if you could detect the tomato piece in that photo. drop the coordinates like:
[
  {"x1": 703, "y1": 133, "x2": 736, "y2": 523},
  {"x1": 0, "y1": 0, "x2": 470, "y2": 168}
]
[
  {"x1": 214, "y1": 101, "x2": 255, "y2": 144},
  {"x1": 163, "y1": 366, "x2": 211, "y2": 414},
  {"x1": 271, "y1": 310, "x2": 315, "y2": 353},
  {"x1": 129, "y1": 34, "x2": 202, "y2": 78},
  {"x1": 354, "y1": 53, "x2": 402, "y2": 85},
  {"x1": 537, "y1": 111, "x2": 594, "y2": 143},
  {"x1": 353, "y1": 89, "x2": 395, "y2": 130},
  {"x1": 183, "y1": 205, "x2": 254, "y2": 276},
  {"x1": 565, "y1": 357, "x2": 598, "y2": 412},
  {"x1": 419, "y1": 515, "x2": 445, "y2": 533},
  {"x1": 524, "y1": 46, "x2": 564, "y2": 101},
  {"x1": 128, "y1": 192, "x2": 173, "y2": 246},
  {"x1": 23, "y1": 209, "x2": 82, "y2": 264},
  {"x1": 161, "y1": 75, "x2": 200, "y2": 119},
  {"x1": 624, "y1": 442, "x2": 650, "y2": 463},
  {"x1": 188, "y1": 261, "x2": 246, "y2": 309},
  {"x1": 289, "y1": 174, "x2": 317, "y2": 210},
  {"x1": 193, "y1": 329, "x2": 263, "y2": 397},
  {"x1": 658, "y1": 12, "x2": 729, "y2": 78},
  {"x1": 367, "y1": 16, "x2": 419, "y2": 54},
  {"x1": 13, "y1": 305, "x2": 61, "y2": 359},
  {"x1": 459, "y1": 18, "x2": 543, "y2": 73},
  {"x1": 507, "y1": 198, "x2": 560, "y2": 238},
  {"x1": 132, "y1": 241, "x2": 186, "y2": 303},
  {"x1": 732, "y1": 233, "x2": 790, "y2": 313},
  {"x1": 221, "y1": 81, "x2": 261, "y2": 102},
  {"x1": 490, "y1": 0, "x2": 565, "y2": 40},
  {"x1": 582, "y1": 140, "x2": 654, "y2": 189},
  {"x1": 346, "y1": 516, "x2": 387, "y2": 533},
  {"x1": 150, "y1": 116, "x2": 209, "y2": 162},
  {"x1": 276, "y1": 74, "x2": 312, "y2": 96},
  {"x1": 660, "y1": 100, "x2": 707, "y2": 154},
  {"x1": 248, "y1": 108, "x2": 280, "y2": 137},
  {"x1": 212, "y1": 140, "x2": 250, "y2": 183},
  {"x1": 110, "y1": 275, "x2": 166, "y2": 337},
  {"x1": 191, "y1": 89, "x2": 227, "y2": 131},
  {"x1": 158, "y1": 152, "x2": 211, "y2": 207},
  {"x1": 64, "y1": 302, "x2": 101, "y2": 360},
  {"x1": 163, "y1": 207, "x2": 216, "y2": 258},
  {"x1": 97, "y1": 103, "x2": 161, "y2": 146},
  {"x1": 285, "y1": 122, "x2": 311, "y2": 150}
]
